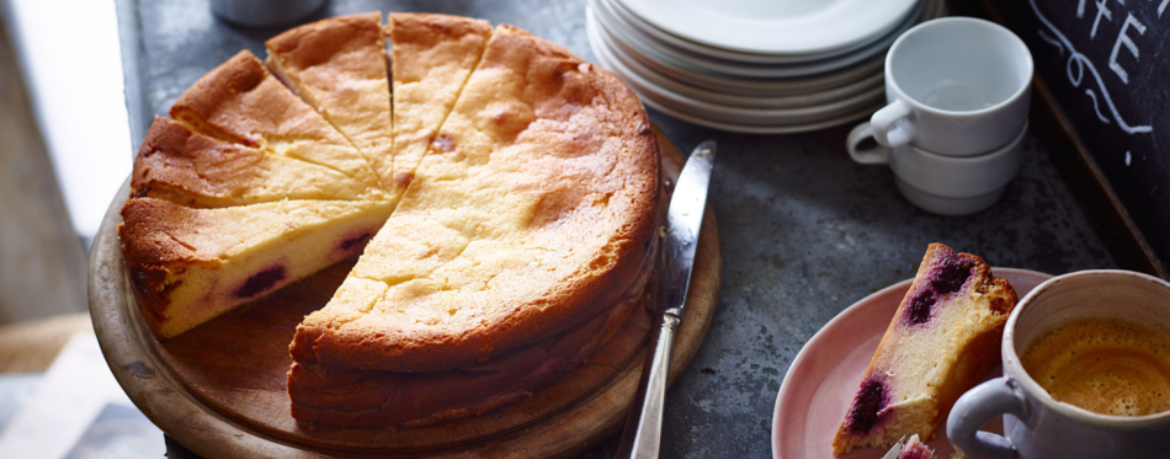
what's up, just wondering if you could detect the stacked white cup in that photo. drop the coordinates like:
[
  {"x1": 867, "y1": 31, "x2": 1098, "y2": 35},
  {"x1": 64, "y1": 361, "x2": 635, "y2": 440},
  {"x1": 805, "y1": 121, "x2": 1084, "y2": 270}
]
[{"x1": 847, "y1": 17, "x2": 1033, "y2": 215}]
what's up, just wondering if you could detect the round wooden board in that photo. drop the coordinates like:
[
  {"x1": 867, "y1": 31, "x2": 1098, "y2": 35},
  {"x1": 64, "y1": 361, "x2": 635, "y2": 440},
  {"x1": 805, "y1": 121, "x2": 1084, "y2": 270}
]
[{"x1": 88, "y1": 130, "x2": 721, "y2": 458}]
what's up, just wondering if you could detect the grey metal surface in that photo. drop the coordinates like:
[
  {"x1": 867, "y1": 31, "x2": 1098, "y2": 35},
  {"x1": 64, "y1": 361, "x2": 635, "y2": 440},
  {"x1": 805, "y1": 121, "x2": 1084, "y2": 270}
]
[{"x1": 117, "y1": 1, "x2": 1117, "y2": 457}]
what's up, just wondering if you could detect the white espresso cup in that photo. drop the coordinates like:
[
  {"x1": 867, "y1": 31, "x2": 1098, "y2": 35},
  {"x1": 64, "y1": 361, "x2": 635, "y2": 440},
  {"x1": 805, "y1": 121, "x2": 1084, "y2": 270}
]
[
  {"x1": 848, "y1": 121, "x2": 1026, "y2": 215},
  {"x1": 947, "y1": 270, "x2": 1170, "y2": 459},
  {"x1": 857, "y1": 17, "x2": 1033, "y2": 156}
]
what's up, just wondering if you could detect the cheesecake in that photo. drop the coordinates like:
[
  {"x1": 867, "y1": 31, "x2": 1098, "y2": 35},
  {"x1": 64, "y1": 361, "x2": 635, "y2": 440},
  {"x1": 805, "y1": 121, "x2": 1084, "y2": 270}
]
[
  {"x1": 287, "y1": 23, "x2": 659, "y2": 424},
  {"x1": 120, "y1": 197, "x2": 393, "y2": 339},
  {"x1": 832, "y1": 244, "x2": 1018, "y2": 455},
  {"x1": 119, "y1": 14, "x2": 661, "y2": 427},
  {"x1": 169, "y1": 50, "x2": 384, "y2": 190},
  {"x1": 132, "y1": 117, "x2": 383, "y2": 207},
  {"x1": 265, "y1": 12, "x2": 397, "y2": 191},
  {"x1": 384, "y1": 13, "x2": 491, "y2": 192}
]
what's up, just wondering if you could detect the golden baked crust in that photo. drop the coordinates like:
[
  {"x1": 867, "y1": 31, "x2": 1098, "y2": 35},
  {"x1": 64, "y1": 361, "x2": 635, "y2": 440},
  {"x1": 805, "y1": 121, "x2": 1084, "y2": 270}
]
[
  {"x1": 169, "y1": 50, "x2": 384, "y2": 190},
  {"x1": 287, "y1": 255, "x2": 652, "y2": 426},
  {"x1": 385, "y1": 13, "x2": 491, "y2": 191},
  {"x1": 132, "y1": 117, "x2": 383, "y2": 207},
  {"x1": 265, "y1": 12, "x2": 397, "y2": 191},
  {"x1": 119, "y1": 13, "x2": 663, "y2": 426},
  {"x1": 120, "y1": 197, "x2": 393, "y2": 338},
  {"x1": 831, "y1": 243, "x2": 1018, "y2": 455},
  {"x1": 291, "y1": 23, "x2": 661, "y2": 373}
]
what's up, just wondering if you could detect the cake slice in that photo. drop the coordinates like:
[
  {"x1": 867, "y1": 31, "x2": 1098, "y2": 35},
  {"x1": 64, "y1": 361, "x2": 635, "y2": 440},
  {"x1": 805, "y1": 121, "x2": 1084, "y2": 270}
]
[
  {"x1": 832, "y1": 243, "x2": 1018, "y2": 455},
  {"x1": 286, "y1": 23, "x2": 660, "y2": 424},
  {"x1": 895, "y1": 435, "x2": 936, "y2": 459},
  {"x1": 133, "y1": 117, "x2": 383, "y2": 207},
  {"x1": 119, "y1": 197, "x2": 393, "y2": 339},
  {"x1": 384, "y1": 13, "x2": 491, "y2": 191},
  {"x1": 169, "y1": 50, "x2": 384, "y2": 191},
  {"x1": 264, "y1": 12, "x2": 397, "y2": 191}
]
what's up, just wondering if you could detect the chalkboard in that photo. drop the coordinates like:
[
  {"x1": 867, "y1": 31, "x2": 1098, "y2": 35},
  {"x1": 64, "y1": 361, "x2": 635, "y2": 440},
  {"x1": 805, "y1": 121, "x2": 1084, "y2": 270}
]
[{"x1": 990, "y1": 0, "x2": 1169, "y2": 267}]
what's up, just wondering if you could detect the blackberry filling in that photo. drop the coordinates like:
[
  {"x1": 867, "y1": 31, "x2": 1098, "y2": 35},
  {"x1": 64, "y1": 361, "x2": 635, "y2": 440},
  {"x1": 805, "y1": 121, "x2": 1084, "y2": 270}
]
[
  {"x1": 848, "y1": 377, "x2": 889, "y2": 434},
  {"x1": 907, "y1": 292, "x2": 936, "y2": 325},
  {"x1": 237, "y1": 266, "x2": 286, "y2": 298},
  {"x1": 930, "y1": 258, "x2": 973, "y2": 294},
  {"x1": 339, "y1": 232, "x2": 372, "y2": 251}
]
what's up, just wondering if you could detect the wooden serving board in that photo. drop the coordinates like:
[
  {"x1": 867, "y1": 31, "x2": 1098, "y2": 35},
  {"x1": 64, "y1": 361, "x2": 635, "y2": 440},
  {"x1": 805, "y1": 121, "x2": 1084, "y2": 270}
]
[{"x1": 88, "y1": 130, "x2": 721, "y2": 458}]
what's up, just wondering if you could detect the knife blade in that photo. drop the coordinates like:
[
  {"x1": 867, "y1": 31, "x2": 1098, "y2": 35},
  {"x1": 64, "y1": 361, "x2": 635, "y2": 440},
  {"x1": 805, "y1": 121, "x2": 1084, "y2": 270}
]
[{"x1": 617, "y1": 140, "x2": 716, "y2": 459}]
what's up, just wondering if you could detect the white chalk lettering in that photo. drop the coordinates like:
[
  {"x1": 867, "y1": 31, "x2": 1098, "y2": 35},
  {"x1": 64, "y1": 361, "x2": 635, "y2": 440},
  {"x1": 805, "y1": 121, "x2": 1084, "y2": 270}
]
[
  {"x1": 1160, "y1": 0, "x2": 1170, "y2": 17},
  {"x1": 1092, "y1": 0, "x2": 1114, "y2": 38},
  {"x1": 1109, "y1": 13, "x2": 1147, "y2": 84},
  {"x1": 1031, "y1": 0, "x2": 1153, "y2": 134}
]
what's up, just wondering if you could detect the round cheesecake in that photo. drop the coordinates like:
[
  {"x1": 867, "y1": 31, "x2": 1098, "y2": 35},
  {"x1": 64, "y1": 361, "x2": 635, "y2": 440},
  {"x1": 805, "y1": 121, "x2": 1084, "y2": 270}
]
[{"x1": 118, "y1": 12, "x2": 660, "y2": 427}]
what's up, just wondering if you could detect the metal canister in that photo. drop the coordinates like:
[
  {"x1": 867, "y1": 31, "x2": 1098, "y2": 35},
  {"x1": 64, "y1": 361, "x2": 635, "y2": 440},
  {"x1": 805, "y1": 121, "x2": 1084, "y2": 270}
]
[{"x1": 209, "y1": 0, "x2": 329, "y2": 27}]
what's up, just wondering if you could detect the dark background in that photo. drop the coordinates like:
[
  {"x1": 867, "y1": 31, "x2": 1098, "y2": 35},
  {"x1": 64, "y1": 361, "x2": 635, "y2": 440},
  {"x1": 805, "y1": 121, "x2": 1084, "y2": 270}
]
[{"x1": 990, "y1": 0, "x2": 1170, "y2": 272}]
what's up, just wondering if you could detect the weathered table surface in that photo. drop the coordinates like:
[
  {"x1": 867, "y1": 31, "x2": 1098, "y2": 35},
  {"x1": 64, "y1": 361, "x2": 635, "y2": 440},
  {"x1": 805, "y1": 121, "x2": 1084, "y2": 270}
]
[{"x1": 115, "y1": 1, "x2": 1117, "y2": 457}]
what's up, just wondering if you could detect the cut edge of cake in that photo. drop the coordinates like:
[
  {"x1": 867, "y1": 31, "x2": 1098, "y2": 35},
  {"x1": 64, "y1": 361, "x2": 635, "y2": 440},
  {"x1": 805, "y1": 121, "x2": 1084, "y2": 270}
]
[
  {"x1": 263, "y1": 12, "x2": 398, "y2": 193},
  {"x1": 119, "y1": 197, "x2": 393, "y2": 339},
  {"x1": 133, "y1": 117, "x2": 386, "y2": 207},
  {"x1": 287, "y1": 21, "x2": 661, "y2": 376},
  {"x1": 831, "y1": 243, "x2": 1018, "y2": 455},
  {"x1": 167, "y1": 50, "x2": 387, "y2": 193},
  {"x1": 384, "y1": 12, "x2": 492, "y2": 194}
]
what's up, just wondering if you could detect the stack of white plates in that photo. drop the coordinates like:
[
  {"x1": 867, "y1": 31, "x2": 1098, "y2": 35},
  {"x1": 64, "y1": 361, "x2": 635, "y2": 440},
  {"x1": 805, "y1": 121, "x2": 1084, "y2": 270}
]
[{"x1": 587, "y1": 0, "x2": 946, "y2": 133}]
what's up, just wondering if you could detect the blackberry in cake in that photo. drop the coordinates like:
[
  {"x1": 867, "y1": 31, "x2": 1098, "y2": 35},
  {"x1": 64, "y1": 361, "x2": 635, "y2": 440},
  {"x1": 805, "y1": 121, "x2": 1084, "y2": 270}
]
[
  {"x1": 831, "y1": 243, "x2": 1018, "y2": 455},
  {"x1": 897, "y1": 434, "x2": 935, "y2": 459}
]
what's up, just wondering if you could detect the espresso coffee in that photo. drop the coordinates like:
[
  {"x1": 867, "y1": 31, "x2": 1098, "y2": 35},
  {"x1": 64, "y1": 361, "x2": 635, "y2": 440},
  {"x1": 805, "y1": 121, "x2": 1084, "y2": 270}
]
[{"x1": 1021, "y1": 317, "x2": 1170, "y2": 417}]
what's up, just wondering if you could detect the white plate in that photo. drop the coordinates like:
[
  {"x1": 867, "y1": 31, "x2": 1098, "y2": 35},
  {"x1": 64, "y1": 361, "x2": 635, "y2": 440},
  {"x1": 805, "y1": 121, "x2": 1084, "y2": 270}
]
[
  {"x1": 591, "y1": 19, "x2": 885, "y2": 117},
  {"x1": 594, "y1": 0, "x2": 926, "y2": 77},
  {"x1": 594, "y1": 16, "x2": 884, "y2": 96},
  {"x1": 616, "y1": 0, "x2": 918, "y2": 55},
  {"x1": 641, "y1": 93, "x2": 881, "y2": 134},
  {"x1": 592, "y1": 2, "x2": 909, "y2": 80},
  {"x1": 609, "y1": 45, "x2": 885, "y2": 109},
  {"x1": 592, "y1": 22, "x2": 885, "y2": 132},
  {"x1": 600, "y1": 0, "x2": 904, "y2": 65}
]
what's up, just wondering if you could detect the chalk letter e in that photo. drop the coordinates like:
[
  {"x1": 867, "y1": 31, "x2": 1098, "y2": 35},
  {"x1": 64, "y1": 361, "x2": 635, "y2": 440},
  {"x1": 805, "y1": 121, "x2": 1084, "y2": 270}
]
[{"x1": 1109, "y1": 13, "x2": 1147, "y2": 84}]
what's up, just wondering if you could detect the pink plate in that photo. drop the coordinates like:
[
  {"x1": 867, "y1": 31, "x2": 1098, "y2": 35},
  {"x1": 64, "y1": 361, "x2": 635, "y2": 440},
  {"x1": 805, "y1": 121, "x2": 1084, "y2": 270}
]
[{"x1": 771, "y1": 268, "x2": 1053, "y2": 459}]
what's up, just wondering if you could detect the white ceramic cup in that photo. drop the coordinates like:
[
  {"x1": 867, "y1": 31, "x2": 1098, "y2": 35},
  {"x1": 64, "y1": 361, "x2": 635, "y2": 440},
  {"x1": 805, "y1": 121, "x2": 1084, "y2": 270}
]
[
  {"x1": 848, "y1": 121, "x2": 1026, "y2": 215},
  {"x1": 947, "y1": 270, "x2": 1170, "y2": 459},
  {"x1": 857, "y1": 17, "x2": 1033, "y2": 156}
]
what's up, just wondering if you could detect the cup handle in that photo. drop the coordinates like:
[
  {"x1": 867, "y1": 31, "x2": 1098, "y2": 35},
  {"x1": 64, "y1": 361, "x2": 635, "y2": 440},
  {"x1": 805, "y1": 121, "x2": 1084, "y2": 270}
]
[
  {"x1": 846, "y1": 122, "x2": 891, "y2": 164},
  {"x1": 946, "y1": 376, "x2": 1027, "y2": 459},
  {"x1": 870, "y1": 99, "x2": 914, "y2": 148}
]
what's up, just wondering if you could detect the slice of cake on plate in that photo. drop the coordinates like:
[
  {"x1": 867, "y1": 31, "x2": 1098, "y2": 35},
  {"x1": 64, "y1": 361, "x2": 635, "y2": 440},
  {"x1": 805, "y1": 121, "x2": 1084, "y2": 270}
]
[
  {"x1": 892, "y1": 434, "x2": 935, "y2": 459},
  {"x1": 133, "y1": 117, "x2": 383, "y2": 207},
  {"x1": 120, "y1": 197, "x2": 393, "y2": 339},
  {"x1": 265, "y1": 12, "x2": 397, "y2": 191},
  {"x1": 383, "y1": 13, "x2": 491, "y2": 192},
  {"x1": 169, "y1": 50, "x2": 384, "y2": 191},
  {"x1": 286, "y1": 23, "x2": 661, "y2": 426},
  {"x1": 832, "y1": 243, "x2": 1018, "y2": 455}
]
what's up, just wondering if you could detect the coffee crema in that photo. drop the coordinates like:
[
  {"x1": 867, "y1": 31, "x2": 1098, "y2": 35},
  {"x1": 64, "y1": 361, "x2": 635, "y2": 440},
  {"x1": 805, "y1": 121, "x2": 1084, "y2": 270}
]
[{"x1": 1020, "y1": 317, "x2": 1170, "y2": 417}]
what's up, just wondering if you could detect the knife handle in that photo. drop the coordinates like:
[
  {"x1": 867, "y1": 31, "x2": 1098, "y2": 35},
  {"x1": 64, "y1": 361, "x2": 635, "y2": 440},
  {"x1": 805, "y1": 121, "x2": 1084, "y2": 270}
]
[{"x1": 617, "y1": 311, "x2": 680, "y2": 459}]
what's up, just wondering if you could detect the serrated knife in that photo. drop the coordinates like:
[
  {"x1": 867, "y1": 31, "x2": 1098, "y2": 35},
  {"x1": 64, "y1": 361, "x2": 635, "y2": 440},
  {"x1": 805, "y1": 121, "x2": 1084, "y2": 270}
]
[{"x1": 617, "y1": 140, "x2": 716, "y2": 459}]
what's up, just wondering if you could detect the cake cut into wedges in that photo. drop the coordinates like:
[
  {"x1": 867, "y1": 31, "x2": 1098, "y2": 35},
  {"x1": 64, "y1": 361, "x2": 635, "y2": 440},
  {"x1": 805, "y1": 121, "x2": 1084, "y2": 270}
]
[
  {"x1": 832, "y1": 243, "x2": 1018, "y2": 455},
  {"x1": 384, "y1": 13, "x2": 491, "y2": 191},
  {"x1": 287, "y1": 23, "x2": 661, "y2": 426},
  {"x1": 265, "y1": 12, "x2": 397, "y2": 191},
  {"x1": 133, "y1": 117, "x2": 383, "y2": 207},
  {"x1": 120, "y1": 197, "x2": 392, "y2": 339},
  {"x1": 169, "y1": 50, "x2": 384, "y2": 191}
]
